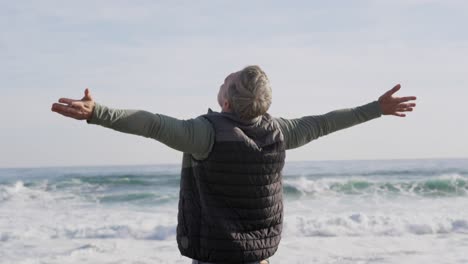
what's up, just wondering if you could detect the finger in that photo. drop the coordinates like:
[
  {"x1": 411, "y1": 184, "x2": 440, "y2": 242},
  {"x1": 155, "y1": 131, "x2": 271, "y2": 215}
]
[
  {"x1": 51, "y1": 103, "x2": 83, "y2": 117},
  {"x1": 51, "y1": 103, "x2": 70, "y2": 113},
  {"x1": 58, "y1": 98, "x2": 78, "y2": 105},
  {"x1": 51, "y1": 103, "x2": 66, "y2": 112},
  {"x1": 396, "y1": 103, "x2": 416, "y2": 108},
  {"x1": 57, "y1": 110, "x2": 80, "y2": 120},
  {"x1": 395, "y1": 96, "x2": 417, "y2": 103},
  {"x1": 85, "y1": 88, "x2": 91, "y2": 99},
  {"x1": 82, "y1": 88, "x2": 93, "y2": 101},
  {"x1": 382, "y1": 84, "x2": 401, "y2": 98},
  {"x1": 396, "y1": 107, "x2": 413, "y2": 112},
  {"x1": 392, "y1": 112, "x2": 406, "y2": 117}
]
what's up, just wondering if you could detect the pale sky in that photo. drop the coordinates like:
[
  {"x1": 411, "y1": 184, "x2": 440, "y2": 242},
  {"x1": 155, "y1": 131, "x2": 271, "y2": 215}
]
[{"x1": 1, "y1": 0, "x2": 467, "y2": 168}]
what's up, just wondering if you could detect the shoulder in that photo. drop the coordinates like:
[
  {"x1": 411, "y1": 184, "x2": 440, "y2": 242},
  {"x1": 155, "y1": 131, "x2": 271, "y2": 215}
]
[{"x1": 193, "y1": 115, "x2": 215, "y2": 130}]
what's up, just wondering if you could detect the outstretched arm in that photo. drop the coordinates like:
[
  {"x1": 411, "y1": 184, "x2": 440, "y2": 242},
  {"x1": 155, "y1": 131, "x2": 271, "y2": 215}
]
[
  {"x1": 51, "y1": 89, "x2": 214, "y2": 159},
  {"x1": 276, "y1": 84, "x2": 417, "y2": 150}
]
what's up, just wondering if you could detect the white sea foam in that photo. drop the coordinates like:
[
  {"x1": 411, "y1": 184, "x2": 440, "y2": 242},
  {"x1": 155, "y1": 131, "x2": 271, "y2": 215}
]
[
  {"x1": 283, "y1": 173, "x2": 468, "y2": 198},
  {"x1": 289, "y1": 213, "x2": 468, "y2": 237},
  {"x1": 2, "y1": 160, "x2": 468, "y2": 263}
]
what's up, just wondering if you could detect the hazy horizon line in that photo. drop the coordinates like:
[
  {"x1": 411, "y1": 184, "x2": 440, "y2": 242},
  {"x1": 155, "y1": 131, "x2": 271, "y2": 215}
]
[{"x1": 1, "y1": 157, "x2": 467, "y2": 170}]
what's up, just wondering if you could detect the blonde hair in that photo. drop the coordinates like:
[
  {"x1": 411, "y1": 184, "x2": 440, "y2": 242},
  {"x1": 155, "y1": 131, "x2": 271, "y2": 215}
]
[{"x1": 227, "y1": 65, "x2": 272, "y2": 120}]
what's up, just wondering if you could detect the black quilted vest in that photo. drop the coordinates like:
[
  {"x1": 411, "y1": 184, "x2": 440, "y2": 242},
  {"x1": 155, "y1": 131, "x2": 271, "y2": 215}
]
[{"x1": 176, "y1": 110, "x2": 286, "y2": 263}]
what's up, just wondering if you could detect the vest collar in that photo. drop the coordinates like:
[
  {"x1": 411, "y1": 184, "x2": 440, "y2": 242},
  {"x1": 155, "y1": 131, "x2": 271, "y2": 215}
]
[{"x1": 207, "y1": 108, "x2": 262, "y2": 125}]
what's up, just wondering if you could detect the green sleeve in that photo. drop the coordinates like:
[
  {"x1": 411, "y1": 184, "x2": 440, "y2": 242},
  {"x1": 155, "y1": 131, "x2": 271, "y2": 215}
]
[
  {"x1": 87, "y1": 103, "x2": 214, "y2": 160},
  {"x1": 274, "y1": 101, "x2": 382, "y2": 150}
]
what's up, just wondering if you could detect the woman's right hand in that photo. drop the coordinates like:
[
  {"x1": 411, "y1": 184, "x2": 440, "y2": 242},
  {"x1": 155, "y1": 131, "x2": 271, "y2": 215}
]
[{"x1": 51, "y1": 88, "x2": 96, "y2": 120}]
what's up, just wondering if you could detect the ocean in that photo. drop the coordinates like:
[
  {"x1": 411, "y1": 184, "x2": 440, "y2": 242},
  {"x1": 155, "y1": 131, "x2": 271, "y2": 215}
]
[{"x1": 1, "y1": 159, "x2": 468, "y2": 264}]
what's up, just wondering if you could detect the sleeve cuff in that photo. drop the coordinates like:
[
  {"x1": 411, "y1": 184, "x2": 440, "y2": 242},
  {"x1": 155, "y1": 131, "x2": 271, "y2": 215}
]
[
  {"x1": 86, "y1": 102, "x2": 105, "y2": 125},
  {"x1": 360, "y1": 100, "x2": 383, "y2": 119}
]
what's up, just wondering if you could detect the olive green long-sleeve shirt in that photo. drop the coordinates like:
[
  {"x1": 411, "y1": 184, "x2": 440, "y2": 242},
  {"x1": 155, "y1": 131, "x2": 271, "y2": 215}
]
[{"x1": 87, "y1": 101, "x2": 382, "y2": 159}]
